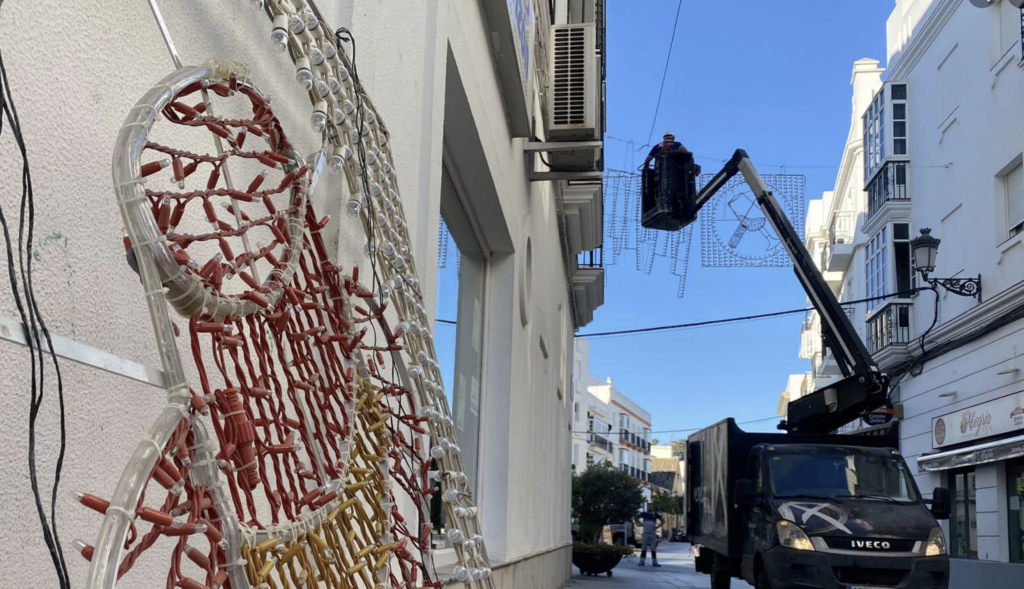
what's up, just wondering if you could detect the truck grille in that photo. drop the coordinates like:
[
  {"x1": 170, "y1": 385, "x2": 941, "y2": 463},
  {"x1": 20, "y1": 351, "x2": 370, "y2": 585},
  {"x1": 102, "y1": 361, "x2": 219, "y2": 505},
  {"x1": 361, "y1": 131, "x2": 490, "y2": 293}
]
[
  {"x1": 833, "y1": 567, "x2": 907, "y2": 586},
  {"x1": 824, "y1": 537, "x2": 916, "y2": 552}
]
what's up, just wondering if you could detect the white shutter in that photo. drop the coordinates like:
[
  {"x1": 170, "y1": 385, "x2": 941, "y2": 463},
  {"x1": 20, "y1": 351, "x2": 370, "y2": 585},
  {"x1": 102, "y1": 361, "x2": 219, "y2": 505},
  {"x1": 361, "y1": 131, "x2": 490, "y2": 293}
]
[{"x1": 1007, "y1": 163, "x2": 1024, "y2": 231}]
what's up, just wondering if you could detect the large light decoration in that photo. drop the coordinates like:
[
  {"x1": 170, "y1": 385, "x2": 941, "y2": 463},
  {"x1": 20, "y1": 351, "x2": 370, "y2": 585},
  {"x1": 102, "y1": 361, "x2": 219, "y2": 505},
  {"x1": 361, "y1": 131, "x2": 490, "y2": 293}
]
[{"x1": 83, "y1": 0, "x2": 493, "y2": 586}]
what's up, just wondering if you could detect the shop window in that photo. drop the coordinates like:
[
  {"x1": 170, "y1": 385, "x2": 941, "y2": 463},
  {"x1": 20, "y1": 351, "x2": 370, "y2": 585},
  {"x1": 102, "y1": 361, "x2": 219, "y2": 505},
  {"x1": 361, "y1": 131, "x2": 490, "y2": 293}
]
[
  {"x1": 1009, "y1": 459, "x2": 1024, "y2": 563},
  {"x1": 948, "y1": 468, "x2": 977, "y2": 558}
]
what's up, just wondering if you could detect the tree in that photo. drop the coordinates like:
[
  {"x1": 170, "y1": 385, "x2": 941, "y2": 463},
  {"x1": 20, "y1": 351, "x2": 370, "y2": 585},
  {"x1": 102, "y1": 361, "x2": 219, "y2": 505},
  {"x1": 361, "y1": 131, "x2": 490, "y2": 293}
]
[
  {"x1": 650, "y1": 437, "x2": 660, "y2": 446},
  {"x1": 571, "y1": 462, "x2": 645, "y2": 544},
  {"x1": 670, "y1": 439, "x2": 686, "y2": 459},
  {"x1": 651, "y1": 491, "x2": 684, "y2": 515}
]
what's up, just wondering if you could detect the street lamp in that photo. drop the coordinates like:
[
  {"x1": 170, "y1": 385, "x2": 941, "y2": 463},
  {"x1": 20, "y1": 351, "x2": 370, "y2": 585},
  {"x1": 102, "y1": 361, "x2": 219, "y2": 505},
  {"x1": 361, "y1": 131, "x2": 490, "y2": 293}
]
[{"x1": 910, "y1": 228, "x2": 982, "y2": 302}]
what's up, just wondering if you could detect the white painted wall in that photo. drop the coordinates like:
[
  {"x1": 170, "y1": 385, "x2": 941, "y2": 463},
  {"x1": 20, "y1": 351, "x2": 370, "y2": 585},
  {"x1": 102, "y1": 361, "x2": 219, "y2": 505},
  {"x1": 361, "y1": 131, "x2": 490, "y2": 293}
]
[{"x1": 0, "y1": 1, "x2": 578, "y2": 586}]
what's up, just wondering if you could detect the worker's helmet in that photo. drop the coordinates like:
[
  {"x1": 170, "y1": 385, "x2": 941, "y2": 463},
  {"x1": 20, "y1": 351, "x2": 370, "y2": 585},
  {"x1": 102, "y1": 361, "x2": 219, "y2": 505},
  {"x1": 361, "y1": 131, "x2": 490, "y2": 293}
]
[{"x1": 663, "y1": 131, "x2": 675, "y2": 142}]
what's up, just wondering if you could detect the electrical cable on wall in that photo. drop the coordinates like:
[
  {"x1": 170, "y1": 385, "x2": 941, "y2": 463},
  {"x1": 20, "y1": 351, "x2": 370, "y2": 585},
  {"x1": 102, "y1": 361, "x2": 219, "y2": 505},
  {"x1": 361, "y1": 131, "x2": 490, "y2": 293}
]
[{"x1": 0, "y1": 11, "x2": 71, "y2": 588}]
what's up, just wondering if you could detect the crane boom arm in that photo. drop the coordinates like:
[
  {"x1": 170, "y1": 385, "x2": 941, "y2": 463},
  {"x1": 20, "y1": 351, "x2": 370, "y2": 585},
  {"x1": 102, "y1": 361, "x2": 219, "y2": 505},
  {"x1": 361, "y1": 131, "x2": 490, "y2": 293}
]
[{"x1": 689, "y1": 149, "x2": 888, "y2": 433}]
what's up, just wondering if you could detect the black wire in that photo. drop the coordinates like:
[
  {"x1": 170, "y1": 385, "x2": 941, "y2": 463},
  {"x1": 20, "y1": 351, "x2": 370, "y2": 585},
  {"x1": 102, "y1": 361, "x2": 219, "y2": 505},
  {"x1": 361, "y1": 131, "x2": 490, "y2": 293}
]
[
  {"x1": 571, "y1": 415, "x2": 781, "y2": 436},
  {"x1": 337, "y1": 26, "x2": 439, "y2": 583},
  {"x1": 917, "y1": 286, "x2": 940, "y2": 355},
  {"x1": 578, "y1": 289, "x2": 925, "y2": 338},
  {"x1": 0, "y1": 13, "x2": 71, "y2": 588},
  {"x1": 645, "y1": 0, "x2": 684, "y2": 146}
]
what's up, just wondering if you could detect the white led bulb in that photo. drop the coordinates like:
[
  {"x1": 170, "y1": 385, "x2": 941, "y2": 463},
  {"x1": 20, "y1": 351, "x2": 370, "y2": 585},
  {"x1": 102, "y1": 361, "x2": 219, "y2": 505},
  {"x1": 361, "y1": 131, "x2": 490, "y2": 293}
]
[
  {"x1": 309, "y1": 45, "x2": 325, "y2": 66},
  {"x1": 288, "y1": 13, "x2": 305, "y2": 34},
  {"x1": 345, "y1": 198, "x2": 362, "y2": 218},
  {"x1": 271, "y1": 15, "x2": 289, "y2": 52},
  {"x1": 302, "y1": 8, "x2": 319, "y2": 30},
  {"x1": 311, "y1": 100, "x2": 328, "y2": 132},
  {"x1": 315, "y1": 79, "x2": 331, "y2": 98},
  {"x1": 295, "y1": 57, "x2": 314, "y2": 91}
]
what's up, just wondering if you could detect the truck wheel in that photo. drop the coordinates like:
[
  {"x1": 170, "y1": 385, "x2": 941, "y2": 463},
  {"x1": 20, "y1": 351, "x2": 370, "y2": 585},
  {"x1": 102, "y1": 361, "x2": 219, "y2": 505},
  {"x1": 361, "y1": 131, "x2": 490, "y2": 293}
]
[
  {"x1": 711, "y1": 558, "x2": 731, "y2": 589},
  {"x1": 755, "y1": 566, "x2": 773, "y2": 589}
]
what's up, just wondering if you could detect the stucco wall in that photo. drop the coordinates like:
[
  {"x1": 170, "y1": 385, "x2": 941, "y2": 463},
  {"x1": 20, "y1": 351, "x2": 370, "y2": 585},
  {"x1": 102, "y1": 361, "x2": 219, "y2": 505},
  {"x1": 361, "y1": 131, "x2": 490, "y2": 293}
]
[{"x1": 0, "y1": 0, "x2": 574, "y2": 586}]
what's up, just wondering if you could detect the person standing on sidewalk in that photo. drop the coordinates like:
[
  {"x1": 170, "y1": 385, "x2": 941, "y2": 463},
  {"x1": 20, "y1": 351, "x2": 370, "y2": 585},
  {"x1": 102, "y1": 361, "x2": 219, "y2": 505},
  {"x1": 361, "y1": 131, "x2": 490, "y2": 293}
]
[{"x1": 635, "y1": 503, "x2": 663, "y2": 567}]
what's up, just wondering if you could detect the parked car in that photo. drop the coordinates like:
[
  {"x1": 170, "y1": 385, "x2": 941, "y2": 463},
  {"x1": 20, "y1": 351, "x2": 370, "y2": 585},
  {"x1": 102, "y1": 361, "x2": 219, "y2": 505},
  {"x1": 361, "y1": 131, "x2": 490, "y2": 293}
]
[
  {"x1": 671, "y1": 527, "x2": 687, "y2": 542},
  {"x1": 571, "y1": 522, "x2": 640, "y2": 547}
]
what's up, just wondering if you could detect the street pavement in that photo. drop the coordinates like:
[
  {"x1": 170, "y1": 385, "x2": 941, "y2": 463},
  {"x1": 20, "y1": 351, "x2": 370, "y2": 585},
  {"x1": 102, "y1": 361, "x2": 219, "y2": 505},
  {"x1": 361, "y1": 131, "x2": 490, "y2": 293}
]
[{"x1": 563, "y1": 541, "x2": 754, "y2": 589}]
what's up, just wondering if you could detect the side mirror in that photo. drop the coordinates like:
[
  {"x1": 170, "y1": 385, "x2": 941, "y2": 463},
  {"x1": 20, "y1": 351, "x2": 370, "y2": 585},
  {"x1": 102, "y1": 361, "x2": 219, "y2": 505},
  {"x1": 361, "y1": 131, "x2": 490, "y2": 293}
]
[
  {"x1": 734, "y1": 479, "x2": 761, "y2": 510},
  {"x1": 929, "y1": 487, "x2": 951, "y2": 520}
]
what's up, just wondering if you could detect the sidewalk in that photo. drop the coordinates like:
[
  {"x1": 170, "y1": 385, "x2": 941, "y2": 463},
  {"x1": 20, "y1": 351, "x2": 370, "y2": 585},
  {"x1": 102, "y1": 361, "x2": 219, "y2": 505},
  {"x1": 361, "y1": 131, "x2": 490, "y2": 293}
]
[{"x1": 563, "y1": 542, "x2": 754, "y2": 589}]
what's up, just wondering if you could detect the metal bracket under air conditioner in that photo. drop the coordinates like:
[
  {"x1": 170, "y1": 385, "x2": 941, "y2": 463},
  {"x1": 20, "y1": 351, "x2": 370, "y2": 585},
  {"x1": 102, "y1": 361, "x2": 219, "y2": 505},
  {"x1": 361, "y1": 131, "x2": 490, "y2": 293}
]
[{"x1": 525, "y1": 141, "x2": 604, "y2": 182}]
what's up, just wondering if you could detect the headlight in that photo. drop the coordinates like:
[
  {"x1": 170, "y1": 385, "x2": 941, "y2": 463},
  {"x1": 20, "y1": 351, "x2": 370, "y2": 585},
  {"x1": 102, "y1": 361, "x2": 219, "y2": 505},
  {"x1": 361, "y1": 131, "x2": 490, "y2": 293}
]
[
  {"x1": 776, "y1": 520, "x2": 815, "y2": 551},
  {"x1": 925, "y1": 526, "x2": 947, "y2": 556}
]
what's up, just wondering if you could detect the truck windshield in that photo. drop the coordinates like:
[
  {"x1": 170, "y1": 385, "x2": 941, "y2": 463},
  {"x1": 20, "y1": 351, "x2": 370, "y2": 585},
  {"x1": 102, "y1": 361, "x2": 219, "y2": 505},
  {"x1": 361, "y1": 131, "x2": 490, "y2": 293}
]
[{"x1": 768, "y1": 449, "x2": 918, "y2": 502}]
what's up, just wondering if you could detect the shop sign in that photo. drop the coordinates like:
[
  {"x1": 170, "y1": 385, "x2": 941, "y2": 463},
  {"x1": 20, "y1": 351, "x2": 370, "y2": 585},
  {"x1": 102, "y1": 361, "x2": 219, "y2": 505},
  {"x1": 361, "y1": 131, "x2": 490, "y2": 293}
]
[
  {"x1": 862, "y1": 401, "x2": 895, "y2": 427},
  {"x1": 507, "y1": 0, "x2": 535, "y2": 100},
  {"x1": 932, "y1": 391, "x2": 1024, "y2": 449},
  {"x1": 918, "y1": 435, "x2": 1024, "y2": 471}
]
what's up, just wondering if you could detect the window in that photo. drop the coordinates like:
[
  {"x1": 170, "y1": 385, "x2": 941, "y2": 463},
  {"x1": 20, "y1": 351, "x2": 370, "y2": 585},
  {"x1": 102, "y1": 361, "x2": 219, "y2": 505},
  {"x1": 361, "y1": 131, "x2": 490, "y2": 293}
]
[
  {"x1": 891, "y1": 83, "x2": 907, "y2": 100},
  {"x1": 619, "y1": 449, "x2": 629, "y2": 464},
  {"x1": 863, "y1": 92, "x2": 885, "y2": 180},
  {"x1": 866, "y1": 227, "x2": 888, "y2": 311},
  {"x1": 893, "y1": 223, "x2": 914, "y2": 294},
  {"x1": 892, "y1": 97, "x2": 907, "y2": 156},
  {"x1": 1009, "y1": 459, "x2": 1024, "y2": 563},
  {"x1": 435, "y1": 165, "x2": 487, "y2": 495},
  {"x1": 573, "y1": 445, "x2": 580, "y2": 468},
  {"x1": 1006, "y1": 162, "x2": 1024, "y2": 237},
  {"x1": 747, "y1": 452, "x2": 763, "y2": 493},
  {"x1": 948, "y1": 468, "x2": 977, "y2": 558},
  {"x1": 574, "y1": 402, "x2": 580, "y2": 423}
]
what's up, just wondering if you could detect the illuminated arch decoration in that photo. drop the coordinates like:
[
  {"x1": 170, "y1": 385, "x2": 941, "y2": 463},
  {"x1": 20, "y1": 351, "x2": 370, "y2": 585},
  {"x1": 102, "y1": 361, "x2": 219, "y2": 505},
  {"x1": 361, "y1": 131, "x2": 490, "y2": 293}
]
[
  {"x1": 698, "y1": 173, "x2": 806, "y2": 268},
  {"x1": 86, "y1": 2, "x2": 493, "y2": 587}
]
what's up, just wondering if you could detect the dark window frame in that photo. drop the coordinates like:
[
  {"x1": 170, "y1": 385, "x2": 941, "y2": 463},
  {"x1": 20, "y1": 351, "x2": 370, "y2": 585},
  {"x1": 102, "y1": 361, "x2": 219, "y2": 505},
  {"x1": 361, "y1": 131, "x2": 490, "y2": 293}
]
[
  {"x1": 948, "y1": 467, "x2": 978, "y2": 559},
  {"x1": 1009, "y1": 458, "x2": 1024, "y2": 563}
]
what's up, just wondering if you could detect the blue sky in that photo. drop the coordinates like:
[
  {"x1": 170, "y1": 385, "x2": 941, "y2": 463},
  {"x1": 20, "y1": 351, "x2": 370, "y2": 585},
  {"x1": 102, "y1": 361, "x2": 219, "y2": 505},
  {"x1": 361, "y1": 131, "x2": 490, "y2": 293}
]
[{"x1": 580, "y1": 1, "x2": 895, "y2": 442}]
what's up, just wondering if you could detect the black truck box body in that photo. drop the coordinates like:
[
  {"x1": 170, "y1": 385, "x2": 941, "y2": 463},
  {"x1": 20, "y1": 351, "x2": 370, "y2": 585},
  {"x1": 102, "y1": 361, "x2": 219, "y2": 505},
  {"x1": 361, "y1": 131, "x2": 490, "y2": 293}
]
[{"x1": 685, "y1": 418, "x2": 897, "y2": 558}]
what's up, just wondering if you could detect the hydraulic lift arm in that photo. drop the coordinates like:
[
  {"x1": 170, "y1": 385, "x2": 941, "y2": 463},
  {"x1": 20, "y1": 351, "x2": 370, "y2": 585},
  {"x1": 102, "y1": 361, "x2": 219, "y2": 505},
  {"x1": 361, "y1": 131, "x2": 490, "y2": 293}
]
[{"x1": 665, "y1": 149, "x2": 888, "y2": 433}]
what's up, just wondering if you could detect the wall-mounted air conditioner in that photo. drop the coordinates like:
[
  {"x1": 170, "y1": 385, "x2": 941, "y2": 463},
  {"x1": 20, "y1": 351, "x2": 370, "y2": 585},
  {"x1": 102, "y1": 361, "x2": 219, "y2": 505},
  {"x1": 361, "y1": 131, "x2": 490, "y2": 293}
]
[{"x1": 548, "y1": 23, "x2": 599, "y2": 143}]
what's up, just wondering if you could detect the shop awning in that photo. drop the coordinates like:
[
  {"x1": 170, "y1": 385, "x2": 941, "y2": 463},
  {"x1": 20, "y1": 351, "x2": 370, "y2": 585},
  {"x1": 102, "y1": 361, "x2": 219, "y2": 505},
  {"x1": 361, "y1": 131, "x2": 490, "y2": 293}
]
[{"x1": 917, "y1": 433, "x2": 1024, "y2": 471}]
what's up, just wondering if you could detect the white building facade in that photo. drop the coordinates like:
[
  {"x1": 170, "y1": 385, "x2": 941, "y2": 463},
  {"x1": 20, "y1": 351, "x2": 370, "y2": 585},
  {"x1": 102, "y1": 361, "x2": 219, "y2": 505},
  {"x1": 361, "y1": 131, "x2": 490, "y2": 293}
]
[
  {"x1": 0, "y1": 1, "x2": 605, "y2": 588},
  {"x1": 785, "y1": 1, "x2": 1024, "y2": 585},
  {"x1": 571, "y1": 339, "x2": 653, "y2": 501}
]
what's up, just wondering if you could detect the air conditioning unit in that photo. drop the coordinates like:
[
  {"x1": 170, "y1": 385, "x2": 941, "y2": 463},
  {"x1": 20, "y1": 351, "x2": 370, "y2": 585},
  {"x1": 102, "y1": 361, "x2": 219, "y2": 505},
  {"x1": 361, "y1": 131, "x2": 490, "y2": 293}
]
[{"x1": 547, "y1": 23, "x2": 601, "y2": 170}]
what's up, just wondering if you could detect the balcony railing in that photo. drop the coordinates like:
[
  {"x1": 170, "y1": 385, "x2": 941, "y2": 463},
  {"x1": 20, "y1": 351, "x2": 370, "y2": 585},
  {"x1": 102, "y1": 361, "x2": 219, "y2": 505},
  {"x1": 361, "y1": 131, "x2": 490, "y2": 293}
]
[
  {"x1": 867, "y1": 162, "x2": 908, "y2": 220},
  {"x1": 587, "y1": 433, "x2": 613, "y2": 453},
  {"x1": 578, "y1": 247, "x2": 603, "y2": 269},
  {"x1": 829, "y1": 211, "x2": 857, "y2": 245},
  {"x1": 866, "y1": 302, "x2": 912, "y2": 354}
]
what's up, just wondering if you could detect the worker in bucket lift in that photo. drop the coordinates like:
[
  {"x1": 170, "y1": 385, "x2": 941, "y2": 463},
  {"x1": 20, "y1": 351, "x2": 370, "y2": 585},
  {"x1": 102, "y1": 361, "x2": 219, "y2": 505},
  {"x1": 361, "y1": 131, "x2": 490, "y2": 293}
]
[
  {"x1": 642, "y1": 131, "x2": 687, "y2": 169},
  {"x1": 635, "y1": 503, "x2": 663, "y2": 567}
]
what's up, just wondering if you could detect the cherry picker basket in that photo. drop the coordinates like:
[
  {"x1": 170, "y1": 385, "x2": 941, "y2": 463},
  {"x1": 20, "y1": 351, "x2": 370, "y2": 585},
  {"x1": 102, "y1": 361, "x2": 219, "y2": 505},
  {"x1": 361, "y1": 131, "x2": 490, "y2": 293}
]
[{"x1": 641, "y1": 150, "x2": 701, "y2": 231}]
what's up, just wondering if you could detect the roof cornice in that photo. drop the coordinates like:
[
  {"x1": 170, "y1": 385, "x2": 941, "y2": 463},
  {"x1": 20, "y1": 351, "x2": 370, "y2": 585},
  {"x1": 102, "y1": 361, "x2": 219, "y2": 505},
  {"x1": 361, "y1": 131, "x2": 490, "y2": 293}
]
[{"x1": 888, "y1": 0, "x2": 962, "y2": 80}]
